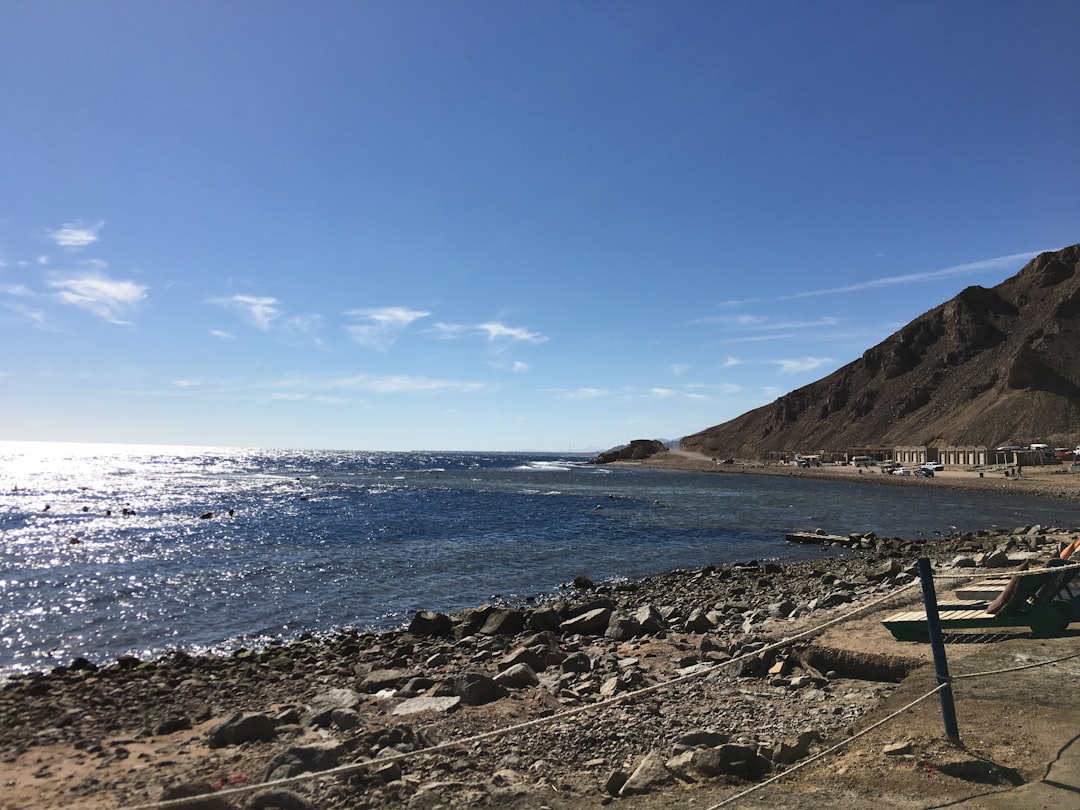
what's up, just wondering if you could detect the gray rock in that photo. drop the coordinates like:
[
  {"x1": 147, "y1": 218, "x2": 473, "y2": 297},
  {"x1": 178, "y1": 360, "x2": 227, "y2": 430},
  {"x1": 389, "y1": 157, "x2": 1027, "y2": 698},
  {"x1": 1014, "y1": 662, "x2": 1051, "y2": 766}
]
[
  {"x1": 499, "y1": 646, "x2": 546, "y2": 673},
  {"x1": 525, "y1": 604, "x2": 563, "y2": 632},
  {"x1": 868, "y1": 559, "x2": 902, "y2": 581},
  {"x1": 454, "y1": 604, "x2": 496, "y2": 638},
  {"x1": 883, "y1": 741, "x2": 914, "y2": 756},
  {"x1": 154, "y1": 714, "x2": 192, "y2": 735},
  {"x1": 392, "y1": 695, "x2": 462, "y2": 716},
  {"x1": 560, "y1": 607, "x2": 612, "y2": 636},
  {"x1": 620, "y1": 751, "x2": 675, "y2": 795},
  {"x1": 454, "y1": 671, "x2": 507, "y2": 705},
  {"x1": 560, "y1": 651, "x2": 592, "y2": 673},
  {"x1": 305, "y1": 687, "x2": 362, "y2": 726},
  {"x1": 263, "y1": 741, "x2": 344, "y2": 781},
  {"x1": 710, "y1": 743, "x2": 771, "y2": 780},
  {"x1": 480, "y1": 607, "x2": 525, "y2": 636},
  {"x1": 358, "y1": 668, "x2": 420, "y2": 693},
  {"x1": 599, "y1": 675, "x2": 621, "y2": 697},
  {"x1": 605, "y1": 613, "x2": 641, "y2": 641},
  {"x1": 520, "y1": 630, "x2": 560, "y2": 650},
  {"x1": 207, "y1": 711, "x2": 276, "y2": 748},
  {"x1": 666, "y1": 747, "x2": 735, "y2": 779},
  {"x1": 684, "y1": 608, "x2": 715, "y2": 633},
  {"x1": 493, "y1": 662, "x2": 539, "y2": 689},
  {"x1": 374, "y1": 760, "x2": 402, "y2": 783},
  {"x1": 329, "y1": 708, "x2": 362, "y2": 730},
  {"x1": 634, "y1": 604, "x2": 666, "y2": 634},
  {"x1": 982, "y1": 549, "x2": 1015, "y2": 568},
  {"x1": 676, "y1": 729, "x2": 729, "y2": 748},
  {"x1": 408, "y1": 610, "x2": 453, "y2": 636},
  {"x1": 604, "y1": 769, "x2": 629, "y2": 796},
  {"x1": 398, "y1": 676, "x2": 436, "y2": 696}
]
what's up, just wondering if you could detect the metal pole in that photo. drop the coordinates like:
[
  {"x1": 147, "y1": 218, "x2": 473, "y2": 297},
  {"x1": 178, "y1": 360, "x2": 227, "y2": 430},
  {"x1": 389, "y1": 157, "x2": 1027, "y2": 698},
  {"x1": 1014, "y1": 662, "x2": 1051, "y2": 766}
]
[{"x1": 917, "y1": 557, "x2": 960, "y2": 743}]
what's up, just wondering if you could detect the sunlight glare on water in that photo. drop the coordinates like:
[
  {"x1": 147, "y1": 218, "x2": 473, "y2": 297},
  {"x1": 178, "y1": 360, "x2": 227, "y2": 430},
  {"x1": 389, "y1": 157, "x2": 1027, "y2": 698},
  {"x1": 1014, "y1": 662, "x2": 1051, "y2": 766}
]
[{"x1": 4, "y1": 441, "x2": 1080, "y2": 677}]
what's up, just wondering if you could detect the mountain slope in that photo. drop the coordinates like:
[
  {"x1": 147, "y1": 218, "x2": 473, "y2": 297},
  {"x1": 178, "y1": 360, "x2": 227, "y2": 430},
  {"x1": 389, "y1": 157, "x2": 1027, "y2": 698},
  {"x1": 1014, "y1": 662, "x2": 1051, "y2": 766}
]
[{"x1": 682, "y1": 244, "x2": 1080, "y2": 458}]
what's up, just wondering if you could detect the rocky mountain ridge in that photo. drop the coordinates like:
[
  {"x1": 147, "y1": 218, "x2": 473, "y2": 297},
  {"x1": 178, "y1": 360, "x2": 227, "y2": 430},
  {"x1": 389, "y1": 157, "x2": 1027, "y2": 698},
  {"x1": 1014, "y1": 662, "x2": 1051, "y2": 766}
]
[{"x1": 682, "y1": 243, "x2": 1080, "y2": 459}]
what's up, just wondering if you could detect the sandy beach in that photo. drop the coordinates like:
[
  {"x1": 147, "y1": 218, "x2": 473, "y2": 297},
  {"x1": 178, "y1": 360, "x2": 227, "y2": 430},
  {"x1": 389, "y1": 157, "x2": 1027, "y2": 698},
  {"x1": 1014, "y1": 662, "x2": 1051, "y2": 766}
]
[{"x1": 630, "y1": 449, "x2": 1080, "y2": 502}]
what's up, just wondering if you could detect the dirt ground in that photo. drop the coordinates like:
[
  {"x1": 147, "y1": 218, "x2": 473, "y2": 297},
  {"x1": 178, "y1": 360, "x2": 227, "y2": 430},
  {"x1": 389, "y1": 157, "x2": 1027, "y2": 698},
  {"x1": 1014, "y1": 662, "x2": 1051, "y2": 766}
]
[
  {"x1": 5, "y1": 602, "x2": 1078, "y2": 810},
  {"x1": 634, "y1": 449, "x2": 1080, "y2": 503}
]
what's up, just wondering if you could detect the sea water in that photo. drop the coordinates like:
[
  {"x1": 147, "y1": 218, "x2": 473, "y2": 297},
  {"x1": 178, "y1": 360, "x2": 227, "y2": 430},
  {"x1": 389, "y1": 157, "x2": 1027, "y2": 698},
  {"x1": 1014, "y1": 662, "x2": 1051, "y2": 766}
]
[{"x1": 3, "y1": 441, "x2": 1080, "y2": 677}]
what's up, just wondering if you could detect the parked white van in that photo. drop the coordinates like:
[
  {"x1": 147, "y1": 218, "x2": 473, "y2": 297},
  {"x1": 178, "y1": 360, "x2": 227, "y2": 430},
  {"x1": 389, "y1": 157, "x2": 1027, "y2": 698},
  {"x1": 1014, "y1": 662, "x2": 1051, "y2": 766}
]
[{"x1": 851, "y1": 456, "x2": 875, "y2": 467}]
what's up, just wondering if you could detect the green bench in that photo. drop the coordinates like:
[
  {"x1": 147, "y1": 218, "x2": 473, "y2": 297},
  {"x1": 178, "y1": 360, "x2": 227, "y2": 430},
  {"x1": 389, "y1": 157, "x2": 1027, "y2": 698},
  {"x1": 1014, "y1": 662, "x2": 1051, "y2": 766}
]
[{"x1": 883, "y1": 566, "x2": 1076, "y2": 642}]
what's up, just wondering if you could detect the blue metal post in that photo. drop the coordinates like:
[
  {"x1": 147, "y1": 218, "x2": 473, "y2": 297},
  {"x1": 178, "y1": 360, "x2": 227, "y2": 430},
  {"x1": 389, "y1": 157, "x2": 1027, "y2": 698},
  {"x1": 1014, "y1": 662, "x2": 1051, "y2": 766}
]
[{"x1": 917, "y1": 557, "x2": 960, "y2": 743}]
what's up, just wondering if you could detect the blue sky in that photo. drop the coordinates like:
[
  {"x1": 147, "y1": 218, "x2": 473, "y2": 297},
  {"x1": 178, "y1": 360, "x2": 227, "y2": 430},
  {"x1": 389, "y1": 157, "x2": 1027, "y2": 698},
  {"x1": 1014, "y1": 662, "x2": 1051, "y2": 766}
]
[{"x1": 1, "y1": 1, "x2": 1078, "y2": 452}]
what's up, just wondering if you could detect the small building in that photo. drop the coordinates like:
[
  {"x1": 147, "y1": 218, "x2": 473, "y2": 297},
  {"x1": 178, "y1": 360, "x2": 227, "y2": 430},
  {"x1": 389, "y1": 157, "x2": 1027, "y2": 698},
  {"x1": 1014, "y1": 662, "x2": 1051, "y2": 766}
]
[
  {"x1": 939, "y1": 446, "x2": 989, "y2": 468},
  {"x1": 894, "y1": 446, "x2": 935, "y2": 466}
]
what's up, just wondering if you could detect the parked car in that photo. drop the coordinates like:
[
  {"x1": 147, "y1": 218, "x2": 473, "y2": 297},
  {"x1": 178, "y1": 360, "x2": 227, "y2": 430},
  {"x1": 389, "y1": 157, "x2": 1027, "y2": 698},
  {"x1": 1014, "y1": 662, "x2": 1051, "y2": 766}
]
[
  {"x1": 922, "y1": 463, "x2": 944, "y2": 472},
  {"x1": 880, "y1": 462, "x2": 899, "y2": 474},
  {"x1": 914, "y1": 467, "x2": 934, "y2": 478},
  {"x1": 892, "y1": 467, "x2": 910, "y2": 475}
]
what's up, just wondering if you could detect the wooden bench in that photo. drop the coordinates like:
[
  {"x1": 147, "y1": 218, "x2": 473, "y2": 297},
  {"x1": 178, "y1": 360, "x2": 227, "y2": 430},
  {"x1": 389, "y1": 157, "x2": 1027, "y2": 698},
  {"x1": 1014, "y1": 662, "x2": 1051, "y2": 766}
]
[{"x1": 883, "y1": 567, "x2": 1075, "y2": 641}]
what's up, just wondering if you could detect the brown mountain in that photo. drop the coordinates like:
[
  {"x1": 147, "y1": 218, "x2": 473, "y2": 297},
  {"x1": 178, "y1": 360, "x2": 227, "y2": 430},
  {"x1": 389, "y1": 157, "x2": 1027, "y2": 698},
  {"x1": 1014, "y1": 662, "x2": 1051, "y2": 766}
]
[{"x1": 681, "y1": 243, "x2": 1080, "y2": 459}]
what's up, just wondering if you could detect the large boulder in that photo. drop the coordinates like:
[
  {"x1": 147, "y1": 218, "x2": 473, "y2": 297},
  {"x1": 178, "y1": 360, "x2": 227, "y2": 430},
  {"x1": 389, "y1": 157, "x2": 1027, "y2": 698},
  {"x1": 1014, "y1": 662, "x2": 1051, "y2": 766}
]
[
  {"x1": 560, "y1": 607, "x2": 612, "y2": 636},
  {"x1": 358, "y1": 668, "x2": 420, "y2": 693},
  {"x1": 620, "y1": 751, "x2": 676, "y2": 795},
  {"x1": 480, "y1": 607, "x2": 525, "y2": 636},
  {"x1": 262, "y1": 741, "x2": 344, "y2": 781},
  {"x1": 207, "y1": 712, "x2": 276, "y2": 748},
  {"x1": 304, "y1": 688, "x2": 362, "y2": 727},
  {"x1": 594, "y1": 439, "x2": 668, "y2": 464},
  {"x1": 409, "y1": 610, "x2": 453, "y2": 636}
]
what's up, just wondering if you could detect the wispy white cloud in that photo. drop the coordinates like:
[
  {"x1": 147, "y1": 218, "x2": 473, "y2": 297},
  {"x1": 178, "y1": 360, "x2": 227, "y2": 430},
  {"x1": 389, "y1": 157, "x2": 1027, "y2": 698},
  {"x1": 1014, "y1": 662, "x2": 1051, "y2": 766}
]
[
  {"x1": 212, "y1": 295, "x2": 281, "y2": 330},
  {"x1": 556, "y1": 387, "x2": 610, "y2": 400},
  {"x1": 270, "y1": 392, "x2": 345, "y2": 404},
  {"x1": 691, "y1": 314, "x2": 838, "y2": 330},
  {"x1": 553, "y1": 384, "x2": 716, "y2": 402},
  {"x1": 49, "y1": 272, "x2": 147, "y2": 324},
  {"x1": 720, "y1": 333, "x2": 795, "y2": 344},
  {"x1": 173, "y1": 379, "x2": 201, "y2": 388},
  {"x1": 433, "y1": 320, "x2": 547, "y2": 345},
  {"x1": 284, "y1": 313, "x2": 324, "y2": 334},
  {"x1": 721, "y1": 357, "x2": 740, "y2": 368},
  {"x1": 4, "y1": 302, "x2": 51, "y2": 330},
  {"x1": 512, "y1": 361, "x2": 529, "y2": 373},
  {"x1": 772, "y1": 357, "x2": 833, "y2": 374},
  {"x1": 210, "y1": 329, "x2": 236, "y2": 339},
  {"x1": 477, "y1": 322, "x2": 546, "y2": 343},
  {"x1": 717, "y1": 250, "x2": 1042, "y2": 306},
  {"x1": 0, "y1": 284, "x2": 32, "y2": 297},
  {"x1": 686, "y1": 382, "x2": 744, "y2": 396},
  {"x1": 47, "y1": 220, "x2": 104, "y2": 249},
  {"x1": 671, "y1": 363, "x2": 689, "y2": 376},
  {"x1": 327, "y1": 373, "x2": 490, "y2": 394},
  {"x1": 346, "y1": 306, "x2": 430, "y2": 350}
]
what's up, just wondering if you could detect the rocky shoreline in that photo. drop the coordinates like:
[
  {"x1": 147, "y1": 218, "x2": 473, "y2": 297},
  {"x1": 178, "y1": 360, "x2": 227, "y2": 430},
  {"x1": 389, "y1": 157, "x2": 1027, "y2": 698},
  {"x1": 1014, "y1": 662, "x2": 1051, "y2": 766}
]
[{"x1": 3, "y1": 524, "x2": 1076, "y2": 810}]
